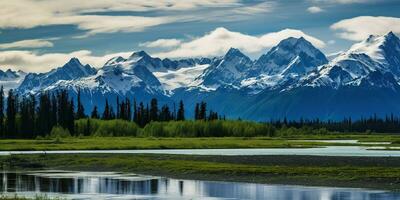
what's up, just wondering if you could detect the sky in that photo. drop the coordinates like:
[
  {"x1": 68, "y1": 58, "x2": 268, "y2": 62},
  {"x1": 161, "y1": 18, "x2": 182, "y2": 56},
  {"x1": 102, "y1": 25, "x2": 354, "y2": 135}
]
[{"x1": 0, "y1": 0, "x2": 400, "y2": 72}]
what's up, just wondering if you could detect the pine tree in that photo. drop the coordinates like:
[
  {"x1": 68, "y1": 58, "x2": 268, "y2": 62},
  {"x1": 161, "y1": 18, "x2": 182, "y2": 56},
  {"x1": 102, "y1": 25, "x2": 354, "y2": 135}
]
[
  {"x1": 91, "y1": 106, "x2": 99, "y2": 119},
  {"x1": 102, "y1": 99, "x2": 110, "y2": 120},
  {"x1": 133, "y1": 98, "x2": 138, "y2": 124},
  {"x1": 159, "y1": 105, "x2": 171, "y2": 121},
  {"x1": 116, "y1": 96, "x2": 120, "y2": 119},
  {"x1": 84, "y1": 118, "x2": 91, "y2": 136},
  {"x1": 20, "y1": 95, "x2": 36, "y2": 138},
  {"x1": 199, "y1": 101, "x2": 207, "y2": 120},
  {"x1": 194, "y1": 103, "x2": 200, "y2": 120},
  {"x1": 0, "y1": 86, "x2": 4, "y2": 138},
  {"x1": 37, "y1": 92, "x2": 51, "y2": 136},
  {"x1": 126, "y1": 98, "x2": 131, "y2": 121},
  {"x1": 67, "y1": 100, "x2": 75, "y2": 134},
  {"x1": 76, "y1": 88, "x2": 85, "y2": 119},
  {"x1": 6, "y1": 89, "x2": 17, "y2": 138},
  {"x1": 149, "y1": 98, "x2": 158, "y2": 121},
  {"x1": 177, "y1": 100, "x2": 185, "y2": 121},
  {"x1": 50, "y1": 93, "x2": 58, "y2": 130}
]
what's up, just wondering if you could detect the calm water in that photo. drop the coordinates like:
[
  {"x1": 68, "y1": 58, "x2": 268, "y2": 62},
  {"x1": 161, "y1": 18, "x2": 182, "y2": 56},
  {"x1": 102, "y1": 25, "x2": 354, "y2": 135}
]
[
  {"x1": 1, "y1": 171, "x2": 399, "y2": 200},
  {"x1": 1, "y1": 146, "x2": 400, "y2": 157}
]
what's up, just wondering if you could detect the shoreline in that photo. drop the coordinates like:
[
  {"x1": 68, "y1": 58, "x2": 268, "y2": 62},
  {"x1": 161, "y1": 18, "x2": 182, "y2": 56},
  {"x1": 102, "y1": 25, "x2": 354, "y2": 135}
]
[{"x1": 1, "y1": 154, "x2": 400, "y2": 191}]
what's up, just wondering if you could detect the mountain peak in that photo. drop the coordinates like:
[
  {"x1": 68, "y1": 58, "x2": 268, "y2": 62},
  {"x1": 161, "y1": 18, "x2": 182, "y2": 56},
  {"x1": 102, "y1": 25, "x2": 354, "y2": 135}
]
[
  {"x1": 66, "y1": 57, "x2": 82, "y2": 66},
  {"x1": 130, "y1": 50, "x2": 151, "y2": 59},
  {"x1": 278, "y1": 37, "x2": 310, "y2": 47},
  {"x1": 385, "y1": 31, "x2": 396, "y2": 39},
  {"x1": 348, "y1": 31, "x2": 400, "y2": 61},
  {"x1": 224, "y1": 48, "x2": 248, "y2": 60},
  {"x1": 254, "y1": 36, "x2": 328, "y2": 76},
  {"x1": 62, "y1": 57, "x2": 83, "y2": 68}
]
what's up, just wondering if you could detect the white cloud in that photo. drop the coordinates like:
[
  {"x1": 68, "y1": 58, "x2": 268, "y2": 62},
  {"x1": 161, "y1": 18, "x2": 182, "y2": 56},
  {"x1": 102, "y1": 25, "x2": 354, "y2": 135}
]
[
  {"x1": 233, "y1": 1, "x2": 275, "y2": 15},
  {"x1": 331, "y1": 16, "x2": 400, "y2": 41},
  {"x1": 0, "y1": 39, "x2": 55, "y2": 49},
  {"x1": 327, "y1": 40, "x2": 336, "y2": 44},
  {"x1": 0, "y1": 0, "x2": 241, "y2": 36},
  {"x1": 307, "y1": 6, "x2": 324, "y2": 13},
  {"x1": 310, "y1": 0, "x2": 373, "y2": 4},
  {"x1": 152, "y1": 27, "x2": 325, "y2": 58},
  {"x1": 139, "y1": 39, "x2": 182, "y2": 48},
  {"x1": 0, "y1": 50, "x2": 130, "y2": 73}
]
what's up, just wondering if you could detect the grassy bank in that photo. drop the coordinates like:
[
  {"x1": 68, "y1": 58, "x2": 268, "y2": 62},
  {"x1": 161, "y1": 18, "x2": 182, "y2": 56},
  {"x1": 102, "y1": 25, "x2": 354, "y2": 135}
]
[
  {"x1": 1, "y1": 154, "x2": 400, "y2": 191},
  {"x1": 1, "y1": 133, "x2": 400, "y2": 151},
  {"x1": 0, "y1": 137, "x2": 326, "y2": 151}
]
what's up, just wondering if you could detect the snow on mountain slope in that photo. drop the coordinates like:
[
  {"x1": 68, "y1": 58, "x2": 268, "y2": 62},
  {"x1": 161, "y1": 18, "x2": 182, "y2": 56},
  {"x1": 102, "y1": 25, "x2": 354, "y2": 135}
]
[
  {"x1": 252, "y1": 37, "x2": 328, "y2": 76},
  {"x1": 46, "y1": 53, "x2": 165, "y2": 96},
  {"x1": 153, "y1": 64, "x2": 209, "y2": 92},
  {"x1": 302, "y1": 32, "x2": 400, "y2": 89},
  {"x1": 238, "y1": 37, "x2": 328, "y2": 92},
  {"x1": 197, "y1": 48, "x2": 253, "y2": 90},
  {"x1": 18, "y1": 58, "x2": 97, "y2": 94},
  {"x1": 0, "y1": 69, "x2": 26, "y2": 92}
]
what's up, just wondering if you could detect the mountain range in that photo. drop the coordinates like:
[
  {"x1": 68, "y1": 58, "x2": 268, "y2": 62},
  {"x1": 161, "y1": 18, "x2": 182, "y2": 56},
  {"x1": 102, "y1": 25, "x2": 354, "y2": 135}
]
[{"x1": 2, "y1": 32, "x2": 400, "y2": 121}]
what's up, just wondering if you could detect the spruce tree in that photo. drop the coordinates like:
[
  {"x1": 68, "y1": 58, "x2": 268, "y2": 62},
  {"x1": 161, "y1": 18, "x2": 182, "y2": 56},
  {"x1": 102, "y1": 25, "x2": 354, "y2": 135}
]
[
  {"x1": 67, "y1": 100, "x2": 75, "y2": 134},
  {"x1": 159, "y1": 105, "x2": 171, "y2": 121},
  {"x1": 149, "y1": 98, "x2": 158, "y2": 122},
  {"x1": 177, "y1": 100, "x2": 185, "y2": 121},
  {"x1": 116, "y1": 96, "x2": 120, "y2": 119},
  {"x1": 133, "y1": 98, "x2": 138, "y2": 124},
  {"x1": 50, "y1": 93, "x2": 58, "y2": 130},
  {"x1": 76, "y1": 88, "x2": 85, "y2": 119},
  {"x1": 102, "y1": 99, "x2": 110, "y2": 120},
  {"x1": 6, "y1": 89, "x2": 17, "y2": 138},
  {"x1": 199, "y1": 102, "x2": 207, "y2": 120},
  {"x1": 194, "y1": 103, "x2": 200, "y2": 120},
  {"x1": 126, "y1": 98, "x2": 131, "y2": 121},
  {"x1": 37, "y1": 92, "x2": 51, "y2": 136},
  {"x1": 91, "y1": 106, "x2": 99, "y2": 119},
  {"x1": 0, "y1": 86, "x2": 4, "y2": 138}
]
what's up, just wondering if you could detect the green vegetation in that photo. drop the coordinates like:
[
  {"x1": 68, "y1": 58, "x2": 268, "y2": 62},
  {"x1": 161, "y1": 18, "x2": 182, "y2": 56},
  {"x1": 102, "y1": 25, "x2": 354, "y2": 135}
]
[
  {"x1": 1, "y1": 154, "x2": 400, "y2": 190},
  {"x1": 1, "y1": 88, "x2": 400, "y2": 140},
  {"x1": 0, "y1": 137, "x2": 327, "y2": 151},
  {"x1": 74, "y1": 119, "x2": 275, "y2": 137},
  {"x1": 0, "y1": 129, "x2": 399, "y2": 151}
]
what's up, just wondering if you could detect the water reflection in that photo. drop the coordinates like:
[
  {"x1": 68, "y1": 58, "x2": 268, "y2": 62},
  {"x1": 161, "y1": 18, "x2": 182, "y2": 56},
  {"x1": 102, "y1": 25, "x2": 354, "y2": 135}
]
[{"x1": 0, "y1": 170, "x2": 399, "y2": 200}]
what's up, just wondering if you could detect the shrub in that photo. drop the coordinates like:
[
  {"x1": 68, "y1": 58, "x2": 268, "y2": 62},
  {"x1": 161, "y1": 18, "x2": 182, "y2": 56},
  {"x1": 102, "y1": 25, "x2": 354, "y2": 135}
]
[{"x1": 49, "y1": 126, "x2": 71, "y2": 138}]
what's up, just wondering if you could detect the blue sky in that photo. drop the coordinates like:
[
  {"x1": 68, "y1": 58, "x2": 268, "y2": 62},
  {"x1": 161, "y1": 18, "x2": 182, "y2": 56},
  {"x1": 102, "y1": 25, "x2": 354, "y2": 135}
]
[{"x1": 0, "y1": 0, "x2": 400, "y2": 72}]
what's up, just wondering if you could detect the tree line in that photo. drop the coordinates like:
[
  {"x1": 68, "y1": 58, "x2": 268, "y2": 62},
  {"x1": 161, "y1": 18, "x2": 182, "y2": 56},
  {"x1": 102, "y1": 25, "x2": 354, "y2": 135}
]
[
  {"x1": 0, "y1": 87, "x2": 223, "y2": 139},
  {"x1": 2, "y1": 85, "x2": 400, "y2": 139},
  {"x1": 271, "y1": 115, "x2": 400, "y2": 134}
]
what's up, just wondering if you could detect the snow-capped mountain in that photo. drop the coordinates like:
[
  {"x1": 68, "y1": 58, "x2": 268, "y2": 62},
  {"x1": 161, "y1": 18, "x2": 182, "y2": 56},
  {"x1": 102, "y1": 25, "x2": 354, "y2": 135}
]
[
  {"x1": 1, "y1": 31, "x2": 398, "y2": 121},
  {"x1": 0, "y1": 69, "x2": 26, "y2": 92},
  {"x1": 302, "y1": 32, "x2": 400, "y2": 89},
  {"x1": 197, "y1": 48, "x2": 253, "y2": 90},
  {"x1": 253, "y1": 37, "x2": 328, "y2": 76},
  {"x1": 18, "y1": 58, "x2": 97, "y2": 94}
]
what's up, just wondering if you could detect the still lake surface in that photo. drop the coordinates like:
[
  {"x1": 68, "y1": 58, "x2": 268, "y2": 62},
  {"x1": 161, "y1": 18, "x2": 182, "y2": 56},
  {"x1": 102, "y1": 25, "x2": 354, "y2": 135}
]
[{"x1": 1, "y1": 170, "x2": 400, "y2": 200}]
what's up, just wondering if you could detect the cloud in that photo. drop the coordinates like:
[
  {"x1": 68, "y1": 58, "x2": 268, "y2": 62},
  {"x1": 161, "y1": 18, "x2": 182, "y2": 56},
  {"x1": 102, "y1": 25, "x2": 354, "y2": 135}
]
[
  {"x1": 139, "y1": 39, "x2": 182, "y2": 48},
  {"x1": 0, "y1": 39, "x2": 55, "y2": 49},
  {"x1": 0, "y1": 50, "x2": 130, "y2": 73},
  {"x1": 152, "y1": 27, "x2": 325, "y2": 58},
  {"x1": 233, "y1": 1, "x2": 275, "y2": 15},
  {"x1": 310, "y1": 0, "x2": 373, "y2": 4},
  {"x1": 307, "y1": 6, "x2": 324, "y2": 13},
  {"x1": 331, "y1": 16, "x2": 400, "y2": 41},
  {"x1": 0, "y1": 0, "x2": 241, "y2": 37},
  {"x1": 327, "y1": 40, "x2": 336, "y2": 44}
]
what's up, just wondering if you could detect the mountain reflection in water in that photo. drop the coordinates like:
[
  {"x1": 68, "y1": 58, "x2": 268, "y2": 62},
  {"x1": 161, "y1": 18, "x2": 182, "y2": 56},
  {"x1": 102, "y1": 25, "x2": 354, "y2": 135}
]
[{"x1": 1, "y1": 171, "x2": 399, "y2": 200}]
